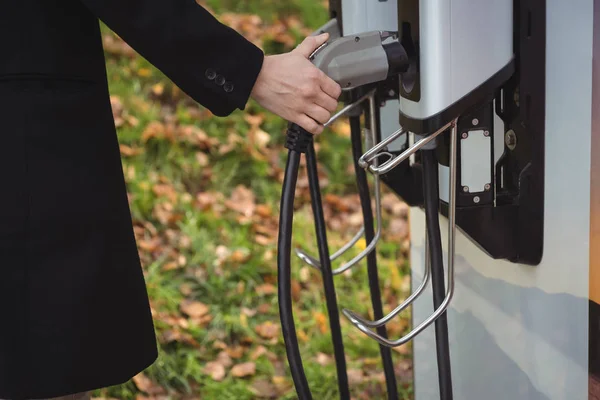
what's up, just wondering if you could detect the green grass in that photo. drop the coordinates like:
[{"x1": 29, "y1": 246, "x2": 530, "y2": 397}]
[{"x1": 93, "y1": 1, "x2": 413, "y2": 398}]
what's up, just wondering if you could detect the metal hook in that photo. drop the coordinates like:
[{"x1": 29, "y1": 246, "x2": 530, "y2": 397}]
[
  {"x1": 295, "y1": 91, "x2": 384, "y2": 275},
  {"x1": 359, "y1": 119, "x2": 456, "y2": 176},
  {"x1": 342, "y1": 118, "x2": 458, "y2": 347},
  {"x1": 346, "y1": 232, "x2": 431, "y2": 328}
]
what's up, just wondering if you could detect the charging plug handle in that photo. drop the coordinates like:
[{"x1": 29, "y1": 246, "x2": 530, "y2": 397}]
[{"x1": 310, "y1": 31, "x2": 408, "y2": 90}]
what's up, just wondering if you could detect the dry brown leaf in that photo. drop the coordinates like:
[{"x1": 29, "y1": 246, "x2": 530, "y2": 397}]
[
  {"x1": 316, "y1": 352, "x2": 332, "y2": 366},
  {"x1": 196, "y1": 191, "x2": 220, "y2": 211},
  {"x1": 151, "y1": 83, "x2": 164, "y2": 96},
  {"x1": 250, "y1": 379, "x2": 278, "y2": 398},
  {"x1": 196, "y1": 152, "x2": 209, "y2": 167},
  {"x1": 291, "y1": 280, "x2": 302, "y2": 302},
  {"x1": 180, "y1": 300, "x2": 210, "y2": 318},
  {"x1": 161, "y1": 329, "x2": 199, "y2": 347},
  {"x1": 250, "y1": 345, "x2": 268, "y2": 361},
  {"x1": 224, "y1": 185, "x2": 256, "y2": 217},
  {"x1": 225, "y1": 345, "x2": 246, "y2": 359},
  {"x1": 314, "y1": 312, "x2": 328, "y2": 334},
  {"x1": 119, "y1": 144, "x2": 143, "y2": 157},
  {"x1": 255, "y1": 321, "x2": 280, "y2": 339},
  {"x1": 244, "y1": 114, "x2": 265, "y2": 126},
  {"x1": 231, "y1": 248, "x2": 251, "y2": 264},
  {"x1": 217, "y1": 351, "x2": 233, "y2": 368},
  {"x1": 103, "y1": 34, "x2": 136, "y2": 58},
  {"x1": 241, "y1": 307, "x2": 257, "y2": 317},
  {"x1": 255, "y1": 235, "x2": 271, "y2": 246},
  {"x1": 132, "y1": 373, "x2": 165, "y2": 395},
  {"x1": 347, "y1": 369, "x2": 365, "y2": 386},
  {"x1": 255, "y1": 204, "x2": 272, "y2": 218},
  {"x1": 231, "y1": 362, "x2": 256, "y2": 378},
  {"x1": 152, "y1": 184, "x2": 178, "y2": 203},
  {"x1": 257, "y1": 303, "x2": 271, "y2": 314},
  {"x1": 256, "y1": 283, "x2": 277, "y2": 296},
  {"x1": 203, "y1": 361, "x2": 226, "y2": 382}
]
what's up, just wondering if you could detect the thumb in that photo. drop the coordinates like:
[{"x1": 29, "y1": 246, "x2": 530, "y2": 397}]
[{"x1": 294, "y1": 32, "x2": 329, "y2": 58}]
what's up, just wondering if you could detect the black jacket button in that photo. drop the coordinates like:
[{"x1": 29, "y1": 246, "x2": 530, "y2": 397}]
[
  {"x1": 215, "y1": 75, "x2": 225, "y2": 86},
  {"x1": 223, "y1": 82, "x2": 234, "y2": 93},
  {"x1": 205, "y1": 69, "x2": 216, "y2": 80}
]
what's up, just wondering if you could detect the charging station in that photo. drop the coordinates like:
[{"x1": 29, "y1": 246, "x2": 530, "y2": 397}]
[{"x1": 275, "y1": 0, "x2": 599, "y2": 399}]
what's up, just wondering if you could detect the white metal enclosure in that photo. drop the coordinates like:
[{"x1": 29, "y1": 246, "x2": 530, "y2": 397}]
[{"x1": 410, "y1": 0, "x2": 596, "y2": 398}]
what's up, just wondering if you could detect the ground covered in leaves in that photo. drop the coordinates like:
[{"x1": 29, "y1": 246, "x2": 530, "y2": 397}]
[{"x1": 93, "y1": 1, "x2": 413, "y2": 399}]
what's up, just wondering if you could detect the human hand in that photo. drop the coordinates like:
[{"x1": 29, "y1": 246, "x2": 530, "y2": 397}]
[{"x1": 250, "y1": 33, "x2": 342, "y2": 135}]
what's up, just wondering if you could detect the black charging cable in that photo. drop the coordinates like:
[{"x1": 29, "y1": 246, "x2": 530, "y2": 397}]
[
  {"x1": 422, "y1": 149, "x2": 454, "y2": 400},
  {"x1": 349, "y1": 113, "x2": 399, "y2": 400},
  {"x1": 278, "y1": 123, "x2": 350, "y2": 400}
]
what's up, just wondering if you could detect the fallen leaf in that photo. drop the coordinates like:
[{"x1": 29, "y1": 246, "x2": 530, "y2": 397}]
[
  {"x1": 231, "y1": 248, "x2": 251, "y2": 264},
  {"x1": 314, "y1": 312, "x2": 328, "y2": 334},
  {"x1": 119, "y1": 144, "x2": 143, "y2": 157},
  {"x1": 250, "y1": 345, "x2": 268, "y2": 360},
  {"x1": 151, "y1": 83, "x2": 164, "y2": 96},
  {"x1": 231, "y1": 362, "x2": 256, "y2": 378},
  {"x1": 255, "y1": 321, "x2": 280, "y2": 339},
  {"x1": 203, "y1": 361, "x2": 226, "y2": 381},
  {"x1": 257, "y1": 303, "x2": 271, "y2": 314},
  {"x1": 225, "y1": 345, "x2": 246, "y2": 359},
  {"x1": 250, "y1": 379, "x2": 278, "y2": 398},
  {"x1": 316, "y1": 352, "x2": 332, "y2": 366},
  {"x1": 180, "y1": 300, "x2": 210, "y2": 318},
  {"x1": 196, "y1": 152, "x2": 209, "y2": 167},
  {"x1": 256, "y1": 283, "x2": 277, "y2": 296},
  {"x1": 138, "y1": 68, "x2": 152, "y2": 77},
  {"x1": 255, "y1": 204, "x2": 272, "y2": 217},
  {"x1": 132, "y1": 373, "x2": 165, "y2": 395},
  {"x1": 242, "y1": 307, "x2": 257, "y2": 317},
  {"x1": 217, "y1": 351, "x2": 233, "y2": 368},
  {"x1": 347, "y1": 369, "x2": 365, "y2": 385},
  {"x1": 224, "y1": 185, "x2": 256, "y2": 217}
]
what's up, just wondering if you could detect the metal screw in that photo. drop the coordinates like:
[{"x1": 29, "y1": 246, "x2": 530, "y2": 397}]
[
  {"x1": 355, "y1": 36, "x2": 360, "y2": 42},
  {"x1": 380, "y1": 101, "x2": 387, "y2": 107},
  {"x1": 346, "y1": 82, "x2": 352, "y2": 87},
  {"x1": 461, "y1": 132, "x2": 468, "y2": 139},
  {"x1": 388, "y1": 89, "x2": 395, "y2": 97},
  {"x1": 473, "y1": 196, "x2": 481, "y2": 204},
  {"x1": 472, "y1": 118, "x2": 479, "y2": 126},
  {"x1": 505, "y1": 130, "x2": 517, "y2": 150},
  {"x1": 484, "y1": 130, "x2": 490, "y2": 137},
  {"x1": 484, "y1": 183, "x2": 491, "y2": 191},
  {"x1": 463, "y1": 186, "x2": 469, "y2": 193}
]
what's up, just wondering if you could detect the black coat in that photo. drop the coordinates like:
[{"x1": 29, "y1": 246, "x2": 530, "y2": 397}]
[{"x1": 1, "y1": 0, "x2": 264, "y2": 398}]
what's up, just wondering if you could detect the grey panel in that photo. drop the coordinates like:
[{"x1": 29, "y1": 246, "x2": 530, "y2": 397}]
[{"x1": 410, "y1": 0, "x2": 594, "y2": 399}]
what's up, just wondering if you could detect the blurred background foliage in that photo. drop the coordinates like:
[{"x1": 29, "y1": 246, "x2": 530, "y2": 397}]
[{"x1": 94, "y1": 0, "x2": 412, "y2": 398}]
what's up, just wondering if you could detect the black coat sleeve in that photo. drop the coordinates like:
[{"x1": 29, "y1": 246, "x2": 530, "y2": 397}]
[{"x1": 80, "y1": 0, "x2": 265, "y2": 116}]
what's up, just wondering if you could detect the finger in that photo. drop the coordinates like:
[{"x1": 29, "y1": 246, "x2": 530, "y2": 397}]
[
  {"x1": 295, "y1": 114, "x2": 324, "y2": 135},
  {"x1": 305, "y1": 104, "x2": 331, "y2": 125},
  {"x1": 294, "y1": 33, "x2": 329, "y2": 58},
  {"x1": 319, "y1": 72, "x2": 343, "y2": 99},
  {"x1": 315, "y1": 91, "x2": 338, "y2": 113}
]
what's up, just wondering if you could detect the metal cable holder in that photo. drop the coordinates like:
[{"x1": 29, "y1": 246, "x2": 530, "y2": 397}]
[
  {"x1": 295, "y1": 89, "x2": 383, "y2": 275},
  {"x1": 343, "y1": 118, "x2": 458, "y2": 347},
  {"x1": 359, "y1": 119, "x2": 455, "y2": 176}
]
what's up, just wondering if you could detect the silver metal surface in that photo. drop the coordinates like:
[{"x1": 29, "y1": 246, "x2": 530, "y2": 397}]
[
  {"x1": 311, "y1": 31, "x2": 389, "y2": 90},
  {"x1": 295, "y1": 91, "x2": 383, "y2": 275},
  {"x1": 341, "y1": 0, "x2": 398, "y2": 36},
  {"x1": 359, "y1": 119, "x2": 455, "y2": 175},
  {"x1": 345, "y1": 232, "x2": 431, "y2": 328},
  {"x1": 400, "y1": 0, "x2": 514, "y2": 120},
  {"x1": 411, "y1": 1, "x2": 593, "y2": 398},
  {"x1": 342, "y1": 118, "x2": 459, "y2": 347},
  {"x1": 460, "y1": 129, "x2": 492, "y2": 193}
]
